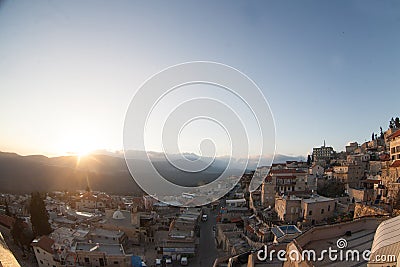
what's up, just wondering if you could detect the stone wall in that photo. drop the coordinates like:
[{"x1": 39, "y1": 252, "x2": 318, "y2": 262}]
[
  {"x1": 353, "y1": 203, "x2": 390, "y2": 219},
  {"x1": 282, "y1": 217, "x2": 385, "y2": 267}
]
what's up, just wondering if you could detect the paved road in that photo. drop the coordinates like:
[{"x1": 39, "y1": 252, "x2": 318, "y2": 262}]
[{"x1": 193, "y1": 207, "x2": 218, "y2": 267}]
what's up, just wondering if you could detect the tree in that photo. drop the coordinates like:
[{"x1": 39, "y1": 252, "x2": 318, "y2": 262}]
[
  {"x1": 372, "y1": 132, "x2": 375, "y2": 140},
  {"x1": 30, "y1": 192, "x2": 52, "y2": 236},
  {"x1": 11, "y1": 217, "x2": 24, "y2": 247},
  {"x1": 317, "y1": 179, "x2": 345, "y2": 198},
  {"x1": 5, "y1": 200, "x2": 11, "y2": 216},
  {"x1": 11, "y1": 217, "x2": 34, "y2": 257},
  {"x1": 380, "y1": 127, "x2": 384, "y2": 139},
  {"x1": 395, "y1": 117, "x2": 400, "y2": 128},
  {"x1": 390, "y1": 117, "x2": 395, "y2": 129},
  {"x1": 307, "y1": 155, "x2": 312, "y2": 165}
]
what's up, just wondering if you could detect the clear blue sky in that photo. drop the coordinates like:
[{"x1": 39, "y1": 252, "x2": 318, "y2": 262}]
[{"x1": 0, "y1": 0, "x2": 399, "y2": 157}]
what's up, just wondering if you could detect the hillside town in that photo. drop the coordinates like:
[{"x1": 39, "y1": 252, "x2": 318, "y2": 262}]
[{"x1": 2, "y1": 118, "x2": 400, "y2": 267}]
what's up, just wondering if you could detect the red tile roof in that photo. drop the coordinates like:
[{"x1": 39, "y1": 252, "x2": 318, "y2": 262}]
[
  {"x1": 391, "y1": 160, "x2": 400, "y2": 168},
  {"x1": 231, "y1": 217, "x2": 242, "y2": 223},
  {"x1": 276, "y1": 176, "x2": 297, "y2": 179},
  {"x1": 363, "y1": 179, "x2": 381, "y2": 184},
  {"x1": 0, "y1": 214, "x2": 15, "y2": 229},
  {"x1": 31, "y1": 236, "x2": 55, "y2": 254},
  {"x1": 389, "y1": 129, "x2": 400, "y2": 140},
  {"x1": 379, "y1": 154, "x2": 390, "y2": 161},
  {"x1": 245, "y1": 224, "x2": 255, "y2": 233},
  {"x1": 270, "y1": 169, "x2": 306, "y2": 174},
  {"x1": 131, "y1": 197, "x2": 144, "y2": 206}
]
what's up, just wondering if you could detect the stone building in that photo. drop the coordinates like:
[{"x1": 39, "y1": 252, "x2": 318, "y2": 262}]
[
  {"x1": 301, "y1": 195, "x2": 335, "y2": 225},
  {"x1": 261, "y1": 169, "x2": 307, "y2": 207},
  {"x1": 275, "y1": 195, "x2": 302, "y2": 224},
  {"x1": 333, "y1": 164, "x2": 364, "y2": 188},
  {"x1": 389, "y1": 129, "x2": 400, "y2": 161}
]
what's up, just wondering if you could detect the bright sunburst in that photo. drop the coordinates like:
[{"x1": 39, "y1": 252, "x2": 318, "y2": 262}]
[{"x1": 57, "y1": 133, "x2": 99, "y2": 158}]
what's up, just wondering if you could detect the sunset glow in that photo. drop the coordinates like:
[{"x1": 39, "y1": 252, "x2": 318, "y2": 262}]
[{"x1": 57, "y1": 134, "x2": 99, "y2": 157}]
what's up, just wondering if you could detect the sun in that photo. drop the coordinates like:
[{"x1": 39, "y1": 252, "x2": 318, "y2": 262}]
[
  {"x1": 74, "y1": 147, "x2": 93, "y2": 157},
  {"x1": 75, "y1": 148, "x2": 92, "y2": 167},
  {"x1": 57, "y1": 134, "x2": 99, "y2": 158}
]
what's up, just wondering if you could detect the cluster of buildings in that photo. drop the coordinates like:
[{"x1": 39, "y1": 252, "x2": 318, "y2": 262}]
[
  {"x1": 212, "y1": 126, "x2": 400, "y2": 266},
  {"x1": 2, "y1": 125, "x2": 400, "y2": 267},
  {"x1": 0, "y1": 190, "x2": 206, "y2": 267}
]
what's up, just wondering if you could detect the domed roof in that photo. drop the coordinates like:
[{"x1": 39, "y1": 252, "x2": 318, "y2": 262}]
[
  {"x1": 370, "y1": 215, "x2": 400, "y2": 265},
  {"x1": 112, "y1": 210, "x2": 125, "y2": 220}
]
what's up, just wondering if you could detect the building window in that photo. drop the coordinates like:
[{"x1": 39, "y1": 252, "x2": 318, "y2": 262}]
[
  {"x1": 37, "y1": 249, "x2": 40, "y2": 253},
  {"x1": 321, "y1": 209, "x2": 324, "y2": 214},
  {"x1": 84, "y1": 257, "x2": 90, "y2": 263},
  {"x1": 40, "y1": 260, "x2": 43, "y2": 264},
  {"x1": 308, "y1": 210, "x2": 312, "y2": 216},
  {"x1": 328, "y1": 205, "x2": 331, "y2": 211}
]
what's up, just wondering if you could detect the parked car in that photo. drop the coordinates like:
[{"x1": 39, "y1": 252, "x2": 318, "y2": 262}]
[
  {"x1": 180, "y1": 256, "x2": 188, "y2": 266},
  {"x1": 202, "y1": 214, "x2": 208, "y2": 221},
  {"x1": 155, "y1": 259, "x2": 162, "y2": 266}
]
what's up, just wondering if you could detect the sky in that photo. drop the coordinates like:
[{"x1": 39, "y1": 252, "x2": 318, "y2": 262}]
[{"x1": 0, "y1": 0, "x2": 399, "y2": 157}]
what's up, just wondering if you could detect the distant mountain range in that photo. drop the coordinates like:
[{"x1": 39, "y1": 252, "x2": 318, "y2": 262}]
[{"x1": 0, "y1": 151, "x2": 304, "y2": 194}]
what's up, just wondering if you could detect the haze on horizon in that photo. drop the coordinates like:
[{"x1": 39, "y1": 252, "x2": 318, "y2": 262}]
[{"x1": 0, "y1": 1, "x2": 399, "y2": 158}]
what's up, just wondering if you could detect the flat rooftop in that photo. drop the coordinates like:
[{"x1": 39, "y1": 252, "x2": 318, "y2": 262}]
[
  {"x1": 74, "y1": 242, "x2": 126, "y2": 255},
  {"x1": 303, "y1": 229, "x2": 376, "y2": 266},
  {"x1": 90, "y1": 228, "x2": 124, "y2": 238},
  {"x1": 302, "y1": 195, "x2": 334, "y2": 203}
]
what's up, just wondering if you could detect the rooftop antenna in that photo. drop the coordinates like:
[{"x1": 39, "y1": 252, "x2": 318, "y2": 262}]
[{"x1": 323, "y1": 140, "x2": 326, "y2": 147}]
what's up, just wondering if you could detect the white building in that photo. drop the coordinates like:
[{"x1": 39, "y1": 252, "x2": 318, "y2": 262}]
[
  {"x1": 225, "y1": 198, "x2": 247, "y2": 208},
  {"x1": 31, "y1": 236, "x2": 59, "y2": 267}
]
